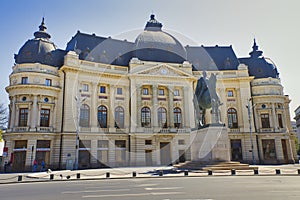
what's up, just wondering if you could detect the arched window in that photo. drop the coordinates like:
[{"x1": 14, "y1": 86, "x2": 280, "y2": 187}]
[
  {"x1": 174, "y1": 107, "x2": 182, "y2": 128},
  {"x1": 98, "y1": 105, "x2": 107, "y2": 128},
  {"x1": 158, "y1": 107, "x2": 167, "y2": 128},
  {"x1": 80, "y1": 104, "x2": 90, "y2": 127},
  {"x1": 227, "y1": 108, "x2": 238, "y2": 128},
  {"x1": 115, "y1": 106, "x2": 124, "y2": 129},
  {"x1": 141, "y1": 107, "x2": 151, "y2": 127}
]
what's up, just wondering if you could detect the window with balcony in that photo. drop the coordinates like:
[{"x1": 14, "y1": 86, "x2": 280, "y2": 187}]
[
  {"x1": 158, "y1": 107, "x2": 167, "y2": 128},
  {"x1": 40, "y1": 109, "x2": 50, "y2": 127},
  {"x1": 174, "y1": 107, "x2": 182, "y2": 128},
  {"x1": 261, "y1": 113, "x2": 270, "y2": 128},
  {"x1": 278, "y1": 114, "x2": 283, "y2": 128},
  {"x1": 141, "y1": 107, "x2": 151, "y2": 127},
  {"x1": 115, "y1": 106, "x2": 124, "y2": 128},
  {"x1": 227, "y1": 108, "x2": 238, "y2": 128},
  {"x1": 97, "y1": 105, "x2": 107, "y2": 128},
  {"x1": 19, "y1": 108, "x2": 28, "y2": 126},
  {"x1": 80, "y1": 104, "x2": 90, "y2": 127}
]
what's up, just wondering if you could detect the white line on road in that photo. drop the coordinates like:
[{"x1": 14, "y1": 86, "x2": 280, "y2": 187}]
[
  {"x1": 82, "y1": 192, "x2": 184, "y2": 198},
  {"x1": 134, "y1": 183, "x2": 158, "y2": 187},
  {"x1": 144, "y1": 187, "x2": 183, "y2": 191},
  {"x1": 62, "y1": 189, "x2": 130, "y2": 194}
]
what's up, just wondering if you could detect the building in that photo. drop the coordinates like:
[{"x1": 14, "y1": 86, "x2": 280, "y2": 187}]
[
  {"x1": 294, "y1": 106, "x2": 300, "y2": 145},
  {"x1": 3, "y1": 15, "x2": 297, "y2": 172}
]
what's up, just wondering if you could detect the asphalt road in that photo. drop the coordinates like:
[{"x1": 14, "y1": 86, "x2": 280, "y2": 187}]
[{"x1": 1, "y1": 176, "x2": 300, "y2": 200}]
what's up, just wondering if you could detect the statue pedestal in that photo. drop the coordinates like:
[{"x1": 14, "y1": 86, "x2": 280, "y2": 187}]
[{"x1": 190, "y1": 125, "x2": 230, "y2": 162}]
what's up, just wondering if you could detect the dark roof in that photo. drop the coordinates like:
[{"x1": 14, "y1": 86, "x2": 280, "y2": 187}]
[
  {"x1": 66, "y1": 31, "x2": 134, "y2": 66},
  {"x1": 186, "y1": 45, "x2": 239, "y2": 71},
  {"x1": 15, "y1": 18, "x2": 66, "y2": 68},
  {"x1": 239, "y1": 40, "x2": 279, "y2": 79}
]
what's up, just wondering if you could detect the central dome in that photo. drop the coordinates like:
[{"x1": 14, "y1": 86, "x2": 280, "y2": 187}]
[{"x1": 134, "y1": 15, "x2": 187, "y2": 63}]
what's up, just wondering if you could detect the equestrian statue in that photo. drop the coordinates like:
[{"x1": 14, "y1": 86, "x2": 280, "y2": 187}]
[{"x1": 194, "y1": 71, "x2": 222, "y2": 127}]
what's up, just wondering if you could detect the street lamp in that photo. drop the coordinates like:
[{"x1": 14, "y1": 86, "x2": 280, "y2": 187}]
[
  {"x1": 247, "y1": 98, "x2": 256, "y2": 165},
  {"x1": 74, "y1": 90, "x2": 86, "y2": 170}
]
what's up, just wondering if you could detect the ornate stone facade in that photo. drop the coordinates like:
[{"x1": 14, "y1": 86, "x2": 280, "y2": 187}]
[{"x1": 3, "y1": 16, "x2": 297, "y2": 172}]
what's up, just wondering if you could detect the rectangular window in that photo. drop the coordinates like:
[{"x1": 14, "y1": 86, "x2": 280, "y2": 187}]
[
  {"x1": 262, "y1": 139, "x2": 276, "y2": 160},
  {"x1": 40, "y1": 109, "x2": 50, "y2": 127},
  {"x1": 82, "y1": 84, "x2": 89, "y2": 92},
  {"x1": 19, "y1": 108, "x2": 28, "y2": 126},
  {"x1": 115, "y1": 140, "x2": 126, "y2": 163},
  {"x1": 143, "y1": 88, "x2": 149, "y2": 95},
  {"x1": 159, "y1": 89, "x2": 164, "y2": 96},
  {"x1": 117, "y1": 88, "x2": 123, "y2": 95},
  {"x1": 261, "y1": 113, "x2": 270, "y2": 128},
  {"x1": 174, "y1": 89, "x2": 180, "y2": 96},
  {"x1": 178, "y1": 139, "x2": 185, "y2": 145},
  {"x1": 21, "y1": 77, "x2": 28, "y2": 84},
  {"x1": 97, "y1": 140, "x2": 109, "y2": 166},
  {"x1": 45, "y1": 79, "x2": 52, "y2": 86},
  {"x1": 278, "y1": 114, "x2": 283, "y2": 128},
  {"x1": 145, "y1": 140, "x2": 152, "y2": 145},
  {"x1": 227, "y1": 90, "x2": 234, "y2": 97},
  {"x1": 100, "y1": 86, "x2": 106, "y2": 93}
]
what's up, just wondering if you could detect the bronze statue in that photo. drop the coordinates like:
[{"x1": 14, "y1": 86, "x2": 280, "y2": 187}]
[{"x1": 194, "y1": 71, "x2": 221, "y2": 127}]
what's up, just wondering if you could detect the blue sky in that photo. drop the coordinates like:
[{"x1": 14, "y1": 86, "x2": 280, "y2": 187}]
[{"x1": 1, "y1": 0, "x2": 300, "y2": 118}]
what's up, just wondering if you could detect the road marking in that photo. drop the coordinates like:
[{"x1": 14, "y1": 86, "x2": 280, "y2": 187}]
[
  {"x1": 145, "y1": 187, "x2": 183, "y2": 191},
  {"x1": 134, "y1": 183, "x2": 158, "y2": 187},
  {"x1": 82, "y1": 192, "x2": 184, "y2": 198},
  {"x1": 62, "y1": 189, "x2": 130, "y2": 194}
]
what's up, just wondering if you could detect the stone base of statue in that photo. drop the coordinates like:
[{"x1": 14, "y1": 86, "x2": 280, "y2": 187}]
[{"x1": 190, "y1": 125, "x2": 230, "y2": 162}]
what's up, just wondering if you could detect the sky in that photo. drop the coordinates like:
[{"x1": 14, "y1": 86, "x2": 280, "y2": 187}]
[{"x1": 0, "y1": 0, "x2": 300, "y2": 119}]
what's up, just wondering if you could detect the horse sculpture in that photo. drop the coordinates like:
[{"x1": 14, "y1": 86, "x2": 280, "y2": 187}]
[{"x1": 194, "y1": 71, "x2": 221, "y2": 127}]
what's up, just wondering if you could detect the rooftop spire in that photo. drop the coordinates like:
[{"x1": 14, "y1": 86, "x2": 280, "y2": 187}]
[
  {"x1": 145, "y1": 14, "x2": 162, "y2": 31},
  {"x1": 34, "y1": 17, "x2": 51, "y2": 39},
  {"x1": 249, "y1": 38, "x2": 263, "y2": 58}
]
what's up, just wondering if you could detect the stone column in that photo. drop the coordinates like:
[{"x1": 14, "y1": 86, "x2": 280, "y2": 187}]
[
  {"x1": 91, "y1": 83, "x2": 98, "y2": 130},
  {"x1": 109, "y1": 85, "x2": 115, "y2": 130},
  {"x1": 10, "y1": 96, "x2": 16, "y2": 128},
  {"x1": 52, "y1": 98, "x2": 57, "y2": 130},
  {"x1": 168, "y1": 86, "x2": 174, "y2": 128},
  {"x1": 183, "y1": 86, "x2": 190, "y2": 128},
  {"x1": 136, "y1": 84, "x2": 142, "y2": 128},
  {"x1": 272, "y1": 103, "x2": 277, "y2": 131},
  {"x1": 130, "y1": 80, "x2": 138, "y2": 132},
  {"x1": 30, "y1": 95, "x2": 38, "y2": 129},
  {"x1": 152, "y1": 84, "x2": 158, "y2": 128}
]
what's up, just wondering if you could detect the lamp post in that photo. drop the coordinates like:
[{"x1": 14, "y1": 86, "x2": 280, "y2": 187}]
[{"x1": 247, "y1": 98, "x2": 256, "y2": 165}]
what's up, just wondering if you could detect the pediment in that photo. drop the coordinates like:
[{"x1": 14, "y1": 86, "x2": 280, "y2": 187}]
[{"x1": 131, "y1": 64, "x2": 192, "y2": 77}]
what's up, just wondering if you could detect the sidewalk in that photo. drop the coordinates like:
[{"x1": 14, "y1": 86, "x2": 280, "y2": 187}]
[{"x1": 0, "y1": 164, "x2": 300, "y2": 184}]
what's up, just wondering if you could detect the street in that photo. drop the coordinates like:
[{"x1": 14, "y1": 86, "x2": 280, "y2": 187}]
[{"x1": 1, "y1": 176, "x2": 300, "y2": 200}]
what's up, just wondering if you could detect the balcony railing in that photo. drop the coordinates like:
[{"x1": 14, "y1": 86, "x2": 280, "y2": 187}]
[{"x1": 259, "y1": 128, "x2": 274, "y2": 133}]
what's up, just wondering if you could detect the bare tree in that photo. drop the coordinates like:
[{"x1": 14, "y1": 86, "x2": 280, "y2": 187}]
[{"x1": 0, "y1": 103, "x2": 8, "y2": 129}]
